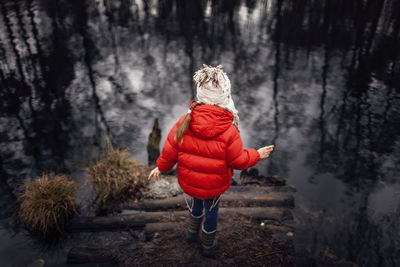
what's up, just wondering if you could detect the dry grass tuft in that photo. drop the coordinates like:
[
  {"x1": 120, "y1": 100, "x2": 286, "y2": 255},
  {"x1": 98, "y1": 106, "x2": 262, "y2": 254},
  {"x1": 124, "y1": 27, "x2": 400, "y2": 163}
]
[
  {"x1": 85, "y1": 144, "x2": 151, "y2": 210},
  {"x1": 18, "y1": 173, "x2": 78, "y2": 238}
]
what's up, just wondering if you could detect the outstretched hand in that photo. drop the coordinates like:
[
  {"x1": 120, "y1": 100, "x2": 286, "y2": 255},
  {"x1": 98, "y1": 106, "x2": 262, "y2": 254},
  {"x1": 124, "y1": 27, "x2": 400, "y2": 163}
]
[
  {"x1": 257, "y1": 145, "x2": 274, "y2": 159},
  {"x1": 148, "y1": 167, "x2": 161, "y2": 180}
]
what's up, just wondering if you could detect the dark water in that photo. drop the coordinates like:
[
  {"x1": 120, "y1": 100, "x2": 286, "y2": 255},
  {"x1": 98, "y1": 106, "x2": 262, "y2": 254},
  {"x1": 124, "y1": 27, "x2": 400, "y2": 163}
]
[{"x1": 0, "y1": 0, "x2": 399, "y2": 266}]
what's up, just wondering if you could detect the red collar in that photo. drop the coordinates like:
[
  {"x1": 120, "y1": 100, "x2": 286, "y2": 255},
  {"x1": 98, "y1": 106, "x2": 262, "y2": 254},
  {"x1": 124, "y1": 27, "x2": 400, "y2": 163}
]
[{"x1": 189, "y1": 100, "x2": 234, "y2": 119}]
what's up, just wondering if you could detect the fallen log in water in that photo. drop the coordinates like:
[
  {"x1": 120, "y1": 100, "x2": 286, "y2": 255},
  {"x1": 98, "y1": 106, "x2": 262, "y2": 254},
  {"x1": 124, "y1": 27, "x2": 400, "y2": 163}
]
[
  {"x1": 118, "y1": 192, "x2": 294, "y2": 211},
  {"x1": 67, "y1": 207, "x2": 293, "y2": 232}
]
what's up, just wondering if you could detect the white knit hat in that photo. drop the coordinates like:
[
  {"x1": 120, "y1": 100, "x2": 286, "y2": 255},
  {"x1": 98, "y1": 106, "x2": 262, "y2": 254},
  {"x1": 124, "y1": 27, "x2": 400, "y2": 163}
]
[{"x1": 193, "y1": 64, "x2": 240, "y2": 127}]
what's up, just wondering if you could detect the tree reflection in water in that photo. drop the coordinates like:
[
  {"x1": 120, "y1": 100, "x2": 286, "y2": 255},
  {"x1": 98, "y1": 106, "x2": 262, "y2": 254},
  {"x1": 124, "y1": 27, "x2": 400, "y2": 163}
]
[{"x1": 0, "y1": 0, "x2": 399, "y2": 265}]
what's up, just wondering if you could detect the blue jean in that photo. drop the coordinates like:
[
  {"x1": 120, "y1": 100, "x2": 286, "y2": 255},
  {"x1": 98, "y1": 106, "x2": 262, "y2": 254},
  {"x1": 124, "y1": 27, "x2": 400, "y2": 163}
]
[{"x1": 189, "y1": 196, "x2": 221, "y2": 233}]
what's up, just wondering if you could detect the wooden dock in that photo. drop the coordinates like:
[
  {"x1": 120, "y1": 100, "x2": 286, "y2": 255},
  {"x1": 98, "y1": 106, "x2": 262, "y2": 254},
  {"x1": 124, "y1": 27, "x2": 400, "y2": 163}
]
[{"x1": 66, "y1": 175, "x2": 296, "y2": 265}]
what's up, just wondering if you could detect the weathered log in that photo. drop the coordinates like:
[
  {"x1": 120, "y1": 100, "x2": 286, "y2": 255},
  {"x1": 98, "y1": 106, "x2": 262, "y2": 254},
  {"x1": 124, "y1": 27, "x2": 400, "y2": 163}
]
[
  {"x1": 67, "y1": 247, "x2": 114, "y2": 264},
  {"x1": 118, "y1": 192, "x2": 294, "y2": 211},
  {"x1": 147, "y1": 118, "x2": 161, "y2": 165},
  {"x1": 240, "y1": 168, "x2": 286, "y2": 186},
  {"x1": 66, "y1": 211, "x2": 170, "y2": 232},
  {"x1": 142, "y1": 221, "x2": 294, "y2": 234},
  {"x1": 223, "y1": 192, "x2": 294, "y2": 207},
  {"x1": 142, "y1": 183, "x2": 295, "y2": 200},
  {"x1": 67, "y1": 207, "x2": 293, "y2": 232},
  {"x1": 228, "y1": 185, "x2": 296, "y2": 193}
]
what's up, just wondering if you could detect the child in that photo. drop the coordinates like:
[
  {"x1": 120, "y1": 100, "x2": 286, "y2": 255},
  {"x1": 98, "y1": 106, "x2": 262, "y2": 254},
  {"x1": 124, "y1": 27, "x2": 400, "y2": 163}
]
[{"x1": 148, "y1": 64, "x2": 274, "y2": 257}]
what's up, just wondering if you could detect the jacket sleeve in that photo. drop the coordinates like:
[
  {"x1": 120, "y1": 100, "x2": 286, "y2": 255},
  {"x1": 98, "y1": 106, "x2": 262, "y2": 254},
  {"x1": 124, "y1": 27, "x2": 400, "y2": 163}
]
[
  {"x1": 226, "y1": 129, "x2": 261, "y2": 170},
  {"x1": 156, "y1": 116, "x2": 184, "y2": 173}
]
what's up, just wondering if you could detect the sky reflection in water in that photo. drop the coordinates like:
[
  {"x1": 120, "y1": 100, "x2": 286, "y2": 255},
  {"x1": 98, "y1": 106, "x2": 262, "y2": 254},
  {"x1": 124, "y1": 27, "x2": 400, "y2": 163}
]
[{"x1": 0, "y1": 0, "x2": 399, "y2": 265}]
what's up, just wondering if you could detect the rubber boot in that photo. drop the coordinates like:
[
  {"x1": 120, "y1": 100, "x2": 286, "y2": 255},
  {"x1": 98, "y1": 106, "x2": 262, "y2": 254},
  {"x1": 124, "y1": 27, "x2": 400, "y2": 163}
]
[
  {"x1": 186, "y1": 213, "x2": 204, "y2": 243},
  {"x1": 199, "y1": 222, "x2": 217, "y2": 258}
]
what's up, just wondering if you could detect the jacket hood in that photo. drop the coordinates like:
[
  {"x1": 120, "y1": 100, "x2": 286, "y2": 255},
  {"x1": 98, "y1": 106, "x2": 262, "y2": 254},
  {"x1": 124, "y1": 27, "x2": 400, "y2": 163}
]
[{"x1": 189, "y1": 100, "x2": 234, "y2": 139}]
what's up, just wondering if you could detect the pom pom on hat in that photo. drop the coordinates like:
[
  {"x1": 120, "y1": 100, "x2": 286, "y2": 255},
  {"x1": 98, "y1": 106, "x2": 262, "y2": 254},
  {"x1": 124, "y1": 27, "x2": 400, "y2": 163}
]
[{"x1": 193, "y1": 64, "x2": 228, "y2": 93}]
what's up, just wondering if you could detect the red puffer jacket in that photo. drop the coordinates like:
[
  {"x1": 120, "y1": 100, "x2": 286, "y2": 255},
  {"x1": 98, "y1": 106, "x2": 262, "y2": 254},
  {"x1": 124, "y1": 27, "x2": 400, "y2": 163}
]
[{"x1": 156, "y1": 100, "x2": 260, "y2": 200}]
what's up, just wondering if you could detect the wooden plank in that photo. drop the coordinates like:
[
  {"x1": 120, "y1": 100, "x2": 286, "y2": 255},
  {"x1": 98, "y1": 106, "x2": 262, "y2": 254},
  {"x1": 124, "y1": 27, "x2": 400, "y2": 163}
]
[
  {"x1": 118, "y1": 192, "x2": 294, "y2": 211},
  {"x1": 227, "y1": 185, "x2": 296, "y2": 193},
  {"x1": 67, "y1": 207, "x2": 293, "y2": 232}
]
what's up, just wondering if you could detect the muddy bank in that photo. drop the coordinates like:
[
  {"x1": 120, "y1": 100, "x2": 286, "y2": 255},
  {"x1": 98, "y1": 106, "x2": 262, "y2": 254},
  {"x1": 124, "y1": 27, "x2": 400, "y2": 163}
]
[{"x1": 69, "y1": 213, "x2": 294, "y2": 266}]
